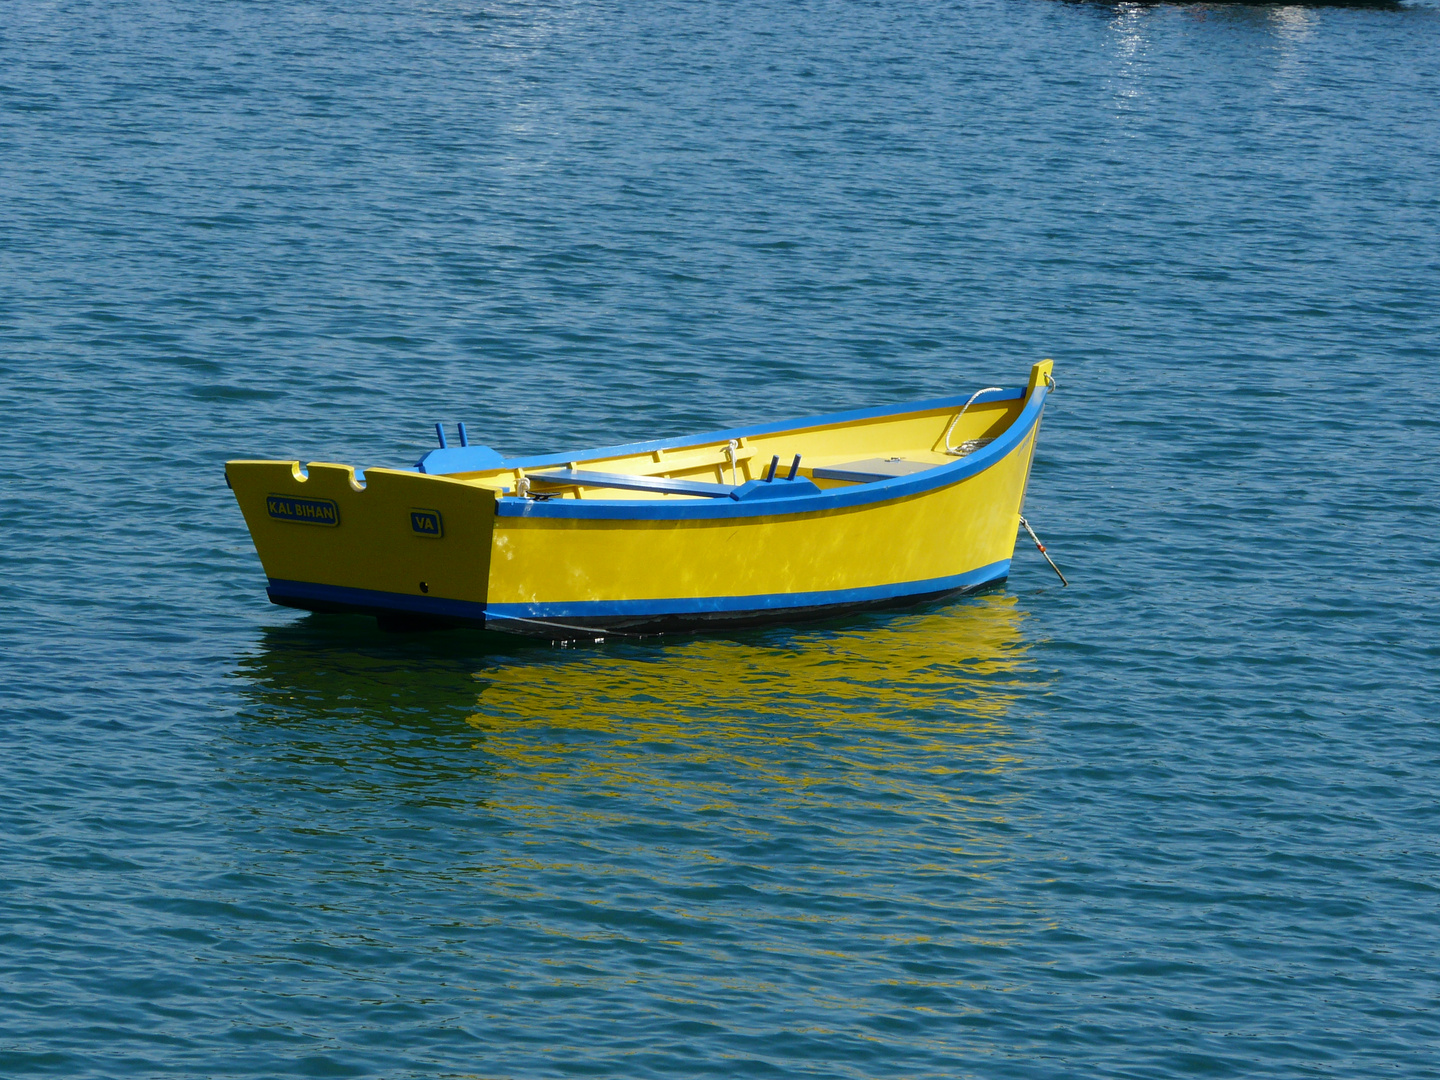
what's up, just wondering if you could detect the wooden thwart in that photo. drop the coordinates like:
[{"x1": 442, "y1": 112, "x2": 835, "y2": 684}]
[{"x1": 811, "y1": 458, "x2": 935, "y2": 484}]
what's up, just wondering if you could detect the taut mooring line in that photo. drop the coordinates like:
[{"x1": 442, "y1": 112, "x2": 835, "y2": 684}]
[{"x1": 1018, "y1": 515, "x2": 1068, "y2": 587}]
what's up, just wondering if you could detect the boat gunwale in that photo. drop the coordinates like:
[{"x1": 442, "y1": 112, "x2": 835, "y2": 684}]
[
  {"x1": 497, "y1": 382, "x2": 1048, "y2": 521},
  {"x1": 502, "y1": 387, "x2": 1023, "y2": 470}
]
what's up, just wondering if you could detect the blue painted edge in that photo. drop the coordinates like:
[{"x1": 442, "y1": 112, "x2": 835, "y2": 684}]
[
  {"x1": 267, "y1": 560, "x2": 1008, "y2": 623},
  {"x1": 483, "y1": 561, "x2": 1009, "y2": 619},
  {"x1": 503, "y1": 386, "x2": 1025, "y2": 472},
  {"x1": 268, "y1": 580, "x2": 489, "y2": 620},
  {"x1": 497, "y1": 383, "x2": 1047, "y2": 521}
]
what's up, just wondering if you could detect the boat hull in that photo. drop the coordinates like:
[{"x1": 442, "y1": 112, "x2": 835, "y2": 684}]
[{"x1": 227, "y1": 362, "x2": 1052, "y2": 640}]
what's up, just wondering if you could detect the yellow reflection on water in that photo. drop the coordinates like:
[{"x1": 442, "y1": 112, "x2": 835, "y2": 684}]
[
  {"x1": 231, "y1": 592, "x2": 1035, "y2": 838},
  {"x1": 231, "y1": 593, "x2": 1041, "y2": 954},
  {"x1": 465, "y1": 593, "x2": 1034, "y2": 805}
]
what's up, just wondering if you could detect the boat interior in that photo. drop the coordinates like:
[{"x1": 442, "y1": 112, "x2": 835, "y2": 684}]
[{"x1": 416, "y1": 388, "x2": 1028, "y2": 503}]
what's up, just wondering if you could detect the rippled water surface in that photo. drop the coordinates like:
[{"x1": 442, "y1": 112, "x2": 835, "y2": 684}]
[{"x1": 4, "y1": 1, "x2": 1440, "y2": 1076}]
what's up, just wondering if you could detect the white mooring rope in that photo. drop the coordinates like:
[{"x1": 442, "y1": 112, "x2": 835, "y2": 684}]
[
  {"x1": 1018, "y1": 515, "x2": 1068, "y2": 586},
  {"x1": 941, "y1": 387, "x2": 1004, "y2": 456}
]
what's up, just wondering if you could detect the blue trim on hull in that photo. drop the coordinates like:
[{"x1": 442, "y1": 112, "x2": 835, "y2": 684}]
[
  {"x1": 499, "y1": 388, "x2": 1025, "y2": 473},
  {"x1": 266, "y1": 560, "x2": 1010, "y2": 636},
  {"x1": 483, "y1": 561, "x2": 1009, "y2": 620},
  {"x1": 268, "y1": 580, "x2": 489, "y2": 622},
  {"x1": 496, "y1": 383, "x2": 1048, "y2": 521}
]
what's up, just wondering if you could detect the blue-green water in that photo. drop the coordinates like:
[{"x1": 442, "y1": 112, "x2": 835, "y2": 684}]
[{"x1": 4, "y1": 1, "x2": 1439, "y2": 1076}]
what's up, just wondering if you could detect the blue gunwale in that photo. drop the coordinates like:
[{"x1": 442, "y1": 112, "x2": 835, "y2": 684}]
[{"x1": 496, "y1": 384, "x2": 1046, "y2": 521}]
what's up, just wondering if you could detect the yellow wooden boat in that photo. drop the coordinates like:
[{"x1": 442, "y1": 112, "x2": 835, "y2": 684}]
[{"x1": 226, "y1": 359, "x2": 1054, "y2": 639}]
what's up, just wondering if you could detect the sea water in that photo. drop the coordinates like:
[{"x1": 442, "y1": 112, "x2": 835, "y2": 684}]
[{"x1": 2, "y1": 1, "x2": 1438, "y2": 1076}]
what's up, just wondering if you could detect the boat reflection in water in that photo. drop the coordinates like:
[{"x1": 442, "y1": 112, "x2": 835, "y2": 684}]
[
  {"x1": 233, "y1": 591, "x2": 1035, "y2": 816},
  {"x1": 227, "y1": 592, "x2": 1042, "y2": 1056},
  {"x1": 465, "y1": 592, "x2": 1035, "y2": 813}
]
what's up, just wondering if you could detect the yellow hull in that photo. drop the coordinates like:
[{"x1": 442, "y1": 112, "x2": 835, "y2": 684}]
[{"x1": 226, "y1": 361, "x2": 1053, "y2": 638}]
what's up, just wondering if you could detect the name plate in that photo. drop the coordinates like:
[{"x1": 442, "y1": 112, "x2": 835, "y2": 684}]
[
  {"x1": 267, "y1": 494, "x2": 340, "y2": 526},
  {"x1": 410, "y1": 509, "x2": 444, "y2": 538}
]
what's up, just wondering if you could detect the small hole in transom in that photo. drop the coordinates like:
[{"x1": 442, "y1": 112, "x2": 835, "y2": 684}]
[{"x1": 419, "y1": 582, "x2": 429, "y2": 593}]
